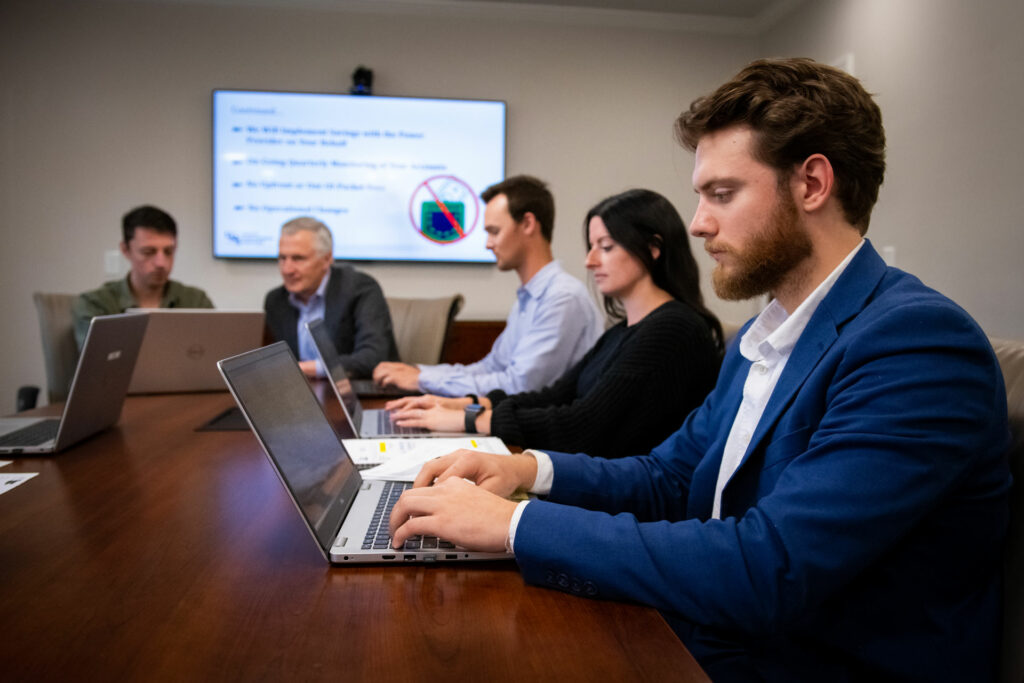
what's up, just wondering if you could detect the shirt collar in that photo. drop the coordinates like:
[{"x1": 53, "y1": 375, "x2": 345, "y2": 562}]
[
  {"x1": 517, "y1": 260, "x2": 562, "y2": 305},
  {"x1": 740, "y1": 239, "x2": 865, "y2": 365},
  {"x1": 288, "y1": 267, "x2": 331, "y2": 309}
]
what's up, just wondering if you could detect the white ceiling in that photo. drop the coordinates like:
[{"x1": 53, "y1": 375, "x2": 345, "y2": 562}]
[
  {"x1": 446, "y1": 0, "x2": 782, "y2": 18},
  {"x1": 124, "y1": 0, "x2": 804, "y2": 34},
  {"x1": 443, "y1": 0, "x2": 785, "y2": 19}
]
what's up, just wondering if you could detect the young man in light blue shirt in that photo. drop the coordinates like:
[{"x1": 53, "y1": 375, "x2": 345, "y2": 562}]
[{"x1": 373, "y1": 175, "x2": 601, "y2": 398}]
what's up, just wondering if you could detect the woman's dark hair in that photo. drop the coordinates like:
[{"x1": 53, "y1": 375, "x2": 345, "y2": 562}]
[{"x1": 584, "y1": 189, "x2": 723, "y2": 350}]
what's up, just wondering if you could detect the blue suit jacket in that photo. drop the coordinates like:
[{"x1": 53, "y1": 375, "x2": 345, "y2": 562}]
[{"x1": 514, "y1": 242, "x2": 1011, "y2": 682}]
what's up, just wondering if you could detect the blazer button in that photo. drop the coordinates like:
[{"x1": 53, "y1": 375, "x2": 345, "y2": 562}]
[
  {"x1": 545, "y1": 570, "x2": 556, "y2": 585},
  {"x1": 570, "y1": 577, "x2": 582, "y2": 594},
  {"x1": 583, "y1": 581, "x2": 598, "y2": 597},
  {"x1": 557, "y1": 573, "x2": 570, "y2": 589}
]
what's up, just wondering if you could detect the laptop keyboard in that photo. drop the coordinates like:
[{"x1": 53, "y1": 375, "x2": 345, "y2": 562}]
[
  {"x1": 0, "y1": 419, "x2": 60, "y2": 447},
  {"x1": 376, "y1": 410, "x2": 427, "y2": 436},
  {"x1": 363, "y1": 480, "x2": 453, "y2": 551}
]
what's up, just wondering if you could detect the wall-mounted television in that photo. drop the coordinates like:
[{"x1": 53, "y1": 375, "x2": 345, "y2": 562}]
[{"x1": 212, "y1": 89, "x2": 506, "y2": 263}]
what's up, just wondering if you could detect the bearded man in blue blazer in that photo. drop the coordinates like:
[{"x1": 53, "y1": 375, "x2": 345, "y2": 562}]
[{"x1": 389, "y1": 58, "x2": 1012, "y2": 682}]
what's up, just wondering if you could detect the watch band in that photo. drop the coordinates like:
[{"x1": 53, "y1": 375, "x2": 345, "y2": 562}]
[{"x1": 464, "y1": 404, "x2": 483, "y2": 433}]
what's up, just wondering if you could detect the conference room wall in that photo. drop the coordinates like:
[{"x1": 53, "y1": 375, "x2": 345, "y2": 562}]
[
  {"x1": 0, "y1": 0, "x2": 756, "y2": 412},
  {"x1": 4, "y1": 0, "x2": 1023, "y2": 416},
  {"x1": 760, "y1": 0, "x2": 1024, "y2": 343}
]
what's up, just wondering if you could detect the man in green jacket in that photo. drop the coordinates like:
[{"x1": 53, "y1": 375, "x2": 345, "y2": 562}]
[{"x1": 72, "y1": 205, "x2": 213, "y2": 350}]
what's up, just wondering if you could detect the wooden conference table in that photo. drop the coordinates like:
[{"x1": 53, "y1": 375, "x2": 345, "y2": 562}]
[{"x1": 0, "y1": 389, "x2": 708, "y2": 681}]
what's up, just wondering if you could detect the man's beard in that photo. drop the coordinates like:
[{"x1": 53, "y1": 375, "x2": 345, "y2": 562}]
[{"x1": 710, "y1": 190, "x2": 812, "y2": 301}]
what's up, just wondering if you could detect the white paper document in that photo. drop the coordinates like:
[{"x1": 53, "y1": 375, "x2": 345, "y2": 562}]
[
  {"x1": 343, "y1": 436, "x2": 511, "y2": 482},
  {"x1": 1, "y1": 472, "x2": 38, "y2": 495}
]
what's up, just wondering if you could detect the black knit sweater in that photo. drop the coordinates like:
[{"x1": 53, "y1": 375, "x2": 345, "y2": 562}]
[{"x1": 485, "y1": 300, "x2": 720, "y2": 458}]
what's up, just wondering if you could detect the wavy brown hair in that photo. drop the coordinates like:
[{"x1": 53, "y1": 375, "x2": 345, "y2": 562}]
[{"x1": 675, "y1": 57, "x2": 886, "y2": 234}]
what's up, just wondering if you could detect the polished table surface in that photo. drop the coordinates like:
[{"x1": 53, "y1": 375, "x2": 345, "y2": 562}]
[{"x1": 0, "y1": 390, "x2": 707, "y2": 681}]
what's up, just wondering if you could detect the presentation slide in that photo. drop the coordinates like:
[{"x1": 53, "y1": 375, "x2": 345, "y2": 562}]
[{"x1": 212, "y1": 90, "x2": 506, "y2": 263}]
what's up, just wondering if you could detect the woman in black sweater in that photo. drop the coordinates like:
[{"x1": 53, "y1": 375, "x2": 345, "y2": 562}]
[{"x1": 389, "y1": 188, "x2": 723, "y2": 458}]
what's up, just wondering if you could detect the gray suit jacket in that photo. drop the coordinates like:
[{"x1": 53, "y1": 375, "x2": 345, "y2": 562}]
[{"x1": 263, "y1": 264, "x2": 398, "y2": 378}]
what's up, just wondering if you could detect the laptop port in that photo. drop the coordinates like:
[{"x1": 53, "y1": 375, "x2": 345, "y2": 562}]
[
  {"x1": 404, "y1": 554, "x2": 416, "y2": 561},
  {"x1": 381, "y1": 554, "x2": 395, "y2": 560}
]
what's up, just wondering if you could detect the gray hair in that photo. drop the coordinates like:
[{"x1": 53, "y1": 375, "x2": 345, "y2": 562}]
[{"x1": 280, "y1": 216, "x2": 334, "y2": 257}]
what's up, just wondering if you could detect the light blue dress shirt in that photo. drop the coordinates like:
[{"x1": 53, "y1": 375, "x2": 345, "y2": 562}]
[
  {"x1": 417, "y1": 260, "x2": 602, "y2": 397},
  {"x1": 289, "y1": 269, "x2": 330, "y2": 376}
]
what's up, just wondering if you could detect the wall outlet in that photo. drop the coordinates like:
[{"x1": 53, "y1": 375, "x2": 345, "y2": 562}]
[
  {"x1": 104, "y1": 249, "x2": 124, "y2": 276},
  {"x1": 881, "y1": 245, "x2": 897, "y2": 266}
]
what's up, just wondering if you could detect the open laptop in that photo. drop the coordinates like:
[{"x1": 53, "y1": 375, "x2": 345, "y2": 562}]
[
  {"x1": 307, "y1": 319, "x2": 461, "y2": 438},
  {"x1": 349, "y1": 381, "x2": 419, "y2": 399},
  {"x1": 126, "y1": 308, "x2": 265, "y2": 394},
  {"x1": 302, "y1": 320, "x2": 416, "y2": 399},
  {"x1": 217, "y1": 342, "x2": 511, "y2": 564},
  {"x1": 0, "y1": 313, "x2": 148, "y2": 455}
]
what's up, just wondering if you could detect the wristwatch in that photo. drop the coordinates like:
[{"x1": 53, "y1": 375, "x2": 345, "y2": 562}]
[{"x1": 464, "y1": 403, "x2": 485, "y2": 433}]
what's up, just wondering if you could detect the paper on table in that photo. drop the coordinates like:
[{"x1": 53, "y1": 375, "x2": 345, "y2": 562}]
[
  {"x1": 2, "y1": 472, "x2": 38, "y2": 495},
  {"x1": 0, "y1": 461, "x2": 12, "y2": 468},
  {"x1": 344, "y1": 436, "x2": 511, "y2": 482}
]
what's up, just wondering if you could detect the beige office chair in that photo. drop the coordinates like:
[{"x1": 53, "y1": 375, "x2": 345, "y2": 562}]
[
  {"x1": 995, "y1": 337, "x2": 1024, "y2": 683},
  {"x1": 386, "y1": 294, "x2": 464, "y2": 365},
  {"x1": 33, "y1": 292, "x2": 80, "y2": 404}
]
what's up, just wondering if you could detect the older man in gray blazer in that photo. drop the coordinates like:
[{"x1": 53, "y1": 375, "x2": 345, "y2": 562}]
[{"x1": 264, "y1": 217, "x2": 398, "y2": 378}]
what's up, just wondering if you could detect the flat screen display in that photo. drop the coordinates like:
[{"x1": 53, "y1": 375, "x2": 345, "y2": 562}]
[{"x1": 212, "y1": 90, "x2": 506, "y2": 263}]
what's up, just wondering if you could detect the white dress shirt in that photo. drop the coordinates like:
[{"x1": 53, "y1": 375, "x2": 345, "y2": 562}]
[{"x1": 711, "y1": 240, "x2": 864, "y2": 517}]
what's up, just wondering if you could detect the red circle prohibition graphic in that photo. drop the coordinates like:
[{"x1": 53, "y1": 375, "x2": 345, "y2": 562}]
[{"x1": 408, "y1": 175, "x2": 480, "y2": 245}]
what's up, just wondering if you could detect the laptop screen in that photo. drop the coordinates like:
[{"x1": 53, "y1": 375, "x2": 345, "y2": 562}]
[
  {"x1": 307, "y1": 319, "x2": 364, "y2": 429},
  {"x1": 219, "y1": 343, "x2": 361, "y2": 552}
]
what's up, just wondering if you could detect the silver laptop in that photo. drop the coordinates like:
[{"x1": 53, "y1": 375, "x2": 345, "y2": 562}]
[
  {"x1": 0, "y1": 313, "x2": 148, "y2": 455},
  {"x1": 126, "y1": 308, "x2": 264, "y2": 394},
  {"x1": 347, "y1": 379, "x2": 419, "y2": 399},
  {"x1": 307, "y1": 319, "x2": 462, "y2": 438},
  {"x1": 217, "y1": 342, "x2": 511, "y2": 564}
]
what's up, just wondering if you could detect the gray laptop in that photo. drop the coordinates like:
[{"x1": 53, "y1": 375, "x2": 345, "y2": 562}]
[
  {"x1": 307, "y1": 319, "x2": 461, "y2": 438},
  {"x1": 348, "y1": 380, "x2": 419, "y2": 399},
  {"x1": 0, "y1": 313, "x2": 148, "y2": 455},
  {"x1": 217, "y1": 342, "x2": 511, "y2": 564},
  {"x1": 126, "y1": 308, "x2": 265, "y2": 394}
]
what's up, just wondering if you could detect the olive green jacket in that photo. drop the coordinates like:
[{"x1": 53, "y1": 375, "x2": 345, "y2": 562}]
[{"x1": 72, "y1": 276, "x2": 213, "y2": 350}]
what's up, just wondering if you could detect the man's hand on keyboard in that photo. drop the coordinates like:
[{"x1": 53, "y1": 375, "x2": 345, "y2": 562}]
[
  {"x1": 388, "y1": 476, "x2": 517, "y2": 553},
  {"x1": 373, "y1": 362, "x2": 421, "y2": 391},
  {"x1": 413, "y1": 449, "x2": 537, "y2": 498}
]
